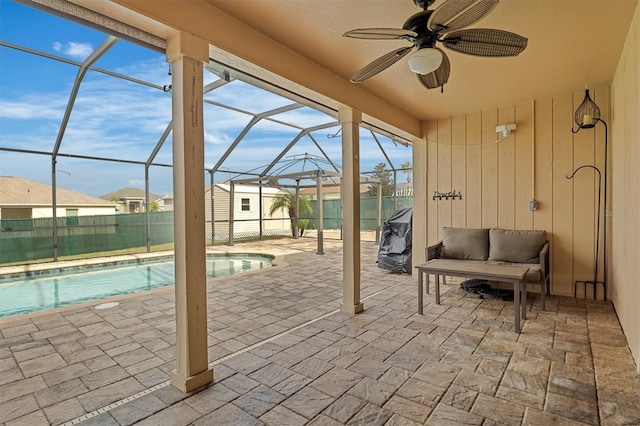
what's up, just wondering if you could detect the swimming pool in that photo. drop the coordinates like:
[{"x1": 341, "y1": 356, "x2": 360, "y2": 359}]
[{"x1": 0, "y1": 254, "x2": 273, "y2": 318}]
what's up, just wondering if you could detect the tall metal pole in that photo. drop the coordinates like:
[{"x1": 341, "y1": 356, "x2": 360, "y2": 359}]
[
  {"x1": 145, "y1": 167, "x2": 151, "y2": 252},
  {"x1": 294, "y1": 180, "x2": 300, "y2": 239},
  {"x1": 316, "y1": 170, "x2": 324, "y2": 255},
  {"x1": 228, "y1": 181, "x2": 235, "y2": 246},
  {"x1": 210, "y1": 171, "x2": 215, "y2": 246},
  {"x1": 259, "y1": 184, "x2": 264, "y2": 241},
  {"x1": 376, "y1": 182, "x2": 382, "y2": 244}
]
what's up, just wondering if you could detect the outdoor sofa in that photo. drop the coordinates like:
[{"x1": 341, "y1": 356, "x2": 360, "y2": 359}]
[{"x1": 426, "y1": 227, "x2": 550, "y2": 309}]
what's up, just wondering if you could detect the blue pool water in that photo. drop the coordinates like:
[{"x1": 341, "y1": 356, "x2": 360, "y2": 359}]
[{"x1": 0, "y1": 254, "x2": 273, "y2": 318}]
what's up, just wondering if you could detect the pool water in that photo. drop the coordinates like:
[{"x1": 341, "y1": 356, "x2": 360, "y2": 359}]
[{"x1": 0, "y1": 254, "x2": 273, "y2": 318}]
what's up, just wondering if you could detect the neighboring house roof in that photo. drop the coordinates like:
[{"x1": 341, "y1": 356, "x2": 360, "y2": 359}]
[
  {"x1": 207, "y1": 183, "x2": 281, "y2": 195},
  {"x1": 100, "y1": 187, "x2": 163, "y2": 202},
  {"x1": 0, "y1": 176, "x2": 115, "y2": 207}
]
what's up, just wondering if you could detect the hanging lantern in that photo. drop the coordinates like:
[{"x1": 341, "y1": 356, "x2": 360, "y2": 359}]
[{"x1": 573, "y1": 89, "x2": 600, "y2": 129}]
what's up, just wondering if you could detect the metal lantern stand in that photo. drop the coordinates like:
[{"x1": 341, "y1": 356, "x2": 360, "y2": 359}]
[{"x1": 568, "y1": 89, "x2": 608, "y2": 300}]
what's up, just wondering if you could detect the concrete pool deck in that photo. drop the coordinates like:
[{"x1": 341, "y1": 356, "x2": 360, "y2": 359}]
[{"x1": 0, "y1": 237, "x2": 639, "y2": 425}]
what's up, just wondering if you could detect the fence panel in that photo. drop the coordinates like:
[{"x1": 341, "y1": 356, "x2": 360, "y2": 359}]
[
  {"x1": 1, "y1": 198, "x2": 413, "y2": 264},
  {"x1": 0, "y1": 212, "x2": 174, "y2": 264}
]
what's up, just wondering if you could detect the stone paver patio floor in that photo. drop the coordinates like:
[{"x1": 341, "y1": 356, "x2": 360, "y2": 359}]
[{"x1": 1, "y1": 237, "x2": 639, "y2": 425}]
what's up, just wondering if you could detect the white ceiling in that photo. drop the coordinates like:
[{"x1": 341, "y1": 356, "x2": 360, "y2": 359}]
[{"x1": 203, "y1": 0, "x2": 637, "y2": 121}]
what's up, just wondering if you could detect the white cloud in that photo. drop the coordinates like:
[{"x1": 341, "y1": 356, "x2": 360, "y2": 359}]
[
  {"x1": 0, "y1": 96, "x2": 66, "y2": 120},
  {"x1": 52, "y1": 41, "x2": 94, "y2": 59},
  {"x1": 204, "y1": 130, "x2": 233, "y2": 146},
  {"x1": 128, "y1": 179, "x2": 145, "y2": 187}
]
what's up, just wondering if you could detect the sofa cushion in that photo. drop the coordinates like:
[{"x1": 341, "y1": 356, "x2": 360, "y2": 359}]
[
  {"x1": 441, "y1": 227, "x2": 489, "y2": 261},
  {"x1": 489, "y1": 228, "x2": 547, "y2": 263}
]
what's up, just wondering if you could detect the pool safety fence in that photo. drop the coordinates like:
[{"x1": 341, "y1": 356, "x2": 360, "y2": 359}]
[
  {"x1": 0, "y1": 196, "x2": 413, "y2": 264},
  {"x1": 302, "y1": 195, "x2": 413, "y2": 230},
  {"x1": 0, "y1": 211, "x2": 174, "y2": 264}
]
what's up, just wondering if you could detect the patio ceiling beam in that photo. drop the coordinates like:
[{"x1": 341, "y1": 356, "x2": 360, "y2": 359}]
[
  {"x1": 18, "y1": 0, "x2": 166, "y2": 51},
  {"x1": 260, "y1": 121, "x2": 339, "y2": 177},
  {"x1": 208, "y1": 102, "x2": 303, "y2": 174}
]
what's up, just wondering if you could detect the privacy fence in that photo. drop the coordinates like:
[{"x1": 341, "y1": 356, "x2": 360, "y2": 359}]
[
  {"x1": 0, "y1": 212, "x2": 174, "y2": 264},
  {"x1": 0, "y1": 196, "x2": 412, "y2": 264}
]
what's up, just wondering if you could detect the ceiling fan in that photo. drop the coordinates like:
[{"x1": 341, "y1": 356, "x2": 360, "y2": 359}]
[{"x1": 343, "y1": 0, "x2": 528, "y2": 91}]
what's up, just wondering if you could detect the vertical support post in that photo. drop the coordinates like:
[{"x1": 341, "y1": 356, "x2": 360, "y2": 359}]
[
  {"x1": 228, "y1": 181, "x2": 235, "y2": 246},
  {"x1": 294, "y1": 180, "x2": 300, "y2": 239},
  {"x1": 393, "y1": 169, "x2": 398, "y2": 209},
  {"x1": 339, "y1": 182, "x2": 344, "y2": 240},
  {"x1": 209, "y1": 171, "x2": 215, "y2": 246},
  {"x1": 316, "y1": 170, "x2": 324, "y2": 254},
  {"x1": 375, "y1": 182, "x2": 382, "y2": 244},
  {"x1": 259, "y1": 184, "x2": 264, "y2": 241},
  {"x1": 412, "y1": 134, "x2": 428, "y2": 277},
  {"x1": 166, "y1": 31, "x2": 213, "y2": 393},
  {"x1": 145, "y1": 166, "x2": 151, "y2": 252},
  {"x1": 339, "y1": 106, "x2": 363, "y2": 314},
  {"x1": 51, "y1": 158, "x2": 58, "y2": 261}
]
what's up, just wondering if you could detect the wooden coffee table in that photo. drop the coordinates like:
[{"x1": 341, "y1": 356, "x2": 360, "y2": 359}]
[{"x1": 415, "y1": 259, "x2": 530, "y2": 333}]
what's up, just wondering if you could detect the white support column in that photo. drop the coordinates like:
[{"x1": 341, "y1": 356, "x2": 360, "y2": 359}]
[
  {"x1": 166, "y1": 31, "x2": 213, "y2": 393},
  {"x1": 340, "y1": 106, "x2": 363, "y2": 314},
  {"x1": 412, "y1": 133, "x2": 428, "y2": 281}
]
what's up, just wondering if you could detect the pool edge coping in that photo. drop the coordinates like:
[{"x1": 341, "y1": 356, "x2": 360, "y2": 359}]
[{"x1": 0, "y1": 250, "x2": 287, "y2": 325}]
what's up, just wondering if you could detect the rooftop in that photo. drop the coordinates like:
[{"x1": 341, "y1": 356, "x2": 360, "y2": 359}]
[{"x1": 0, "y1": 177, "x2": 115, "y2": 207}]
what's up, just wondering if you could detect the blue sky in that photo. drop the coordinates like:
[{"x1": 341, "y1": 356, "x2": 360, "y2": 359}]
[{"x1": 0, "y1": 0, "x2": 411, "y2": 197}]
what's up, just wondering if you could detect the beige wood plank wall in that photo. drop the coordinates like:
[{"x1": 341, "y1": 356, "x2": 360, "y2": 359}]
[{"x1": 422, "y1": 87, "x2": 610, "y2": 296}]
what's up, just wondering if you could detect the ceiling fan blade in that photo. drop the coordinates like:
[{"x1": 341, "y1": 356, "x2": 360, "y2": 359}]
[
  {"x1": 428, "y1": 0, "x2": 498, "y2": 33},
  {"x1": 343, "y1": 28, "x2": 417, "y2": 40},
  {"x1": 416, "y1": 49, "x2": 450, "y2": 90},
  {"x1": 441, "y1": 29, "x2": 528, "y2": 56},
  {"x1": 350, "y1": 46, "x2": 414, "y2": 82}
]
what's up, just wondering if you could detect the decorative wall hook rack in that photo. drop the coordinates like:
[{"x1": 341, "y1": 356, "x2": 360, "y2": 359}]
[{"x1": 433, "y1": 190, "x2": 463, "y2": 201}]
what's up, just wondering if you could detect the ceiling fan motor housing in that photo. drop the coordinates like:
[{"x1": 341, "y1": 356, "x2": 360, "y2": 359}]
[
  {"x1": 414, "y1": 0, "x2": 436, "y2": 10},
  {"x1": 403, "y1": 11, "x2": 438, "y2": 48}
]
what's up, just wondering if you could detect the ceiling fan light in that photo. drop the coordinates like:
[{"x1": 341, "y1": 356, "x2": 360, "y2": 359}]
[{"x1": 407, "y1": 48, "x2": 443, "y2": 75}]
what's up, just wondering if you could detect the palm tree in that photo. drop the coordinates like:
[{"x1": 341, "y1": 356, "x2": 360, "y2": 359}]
[{"x1": 269, "y1": 191, "x2": 313, "y2": 237}]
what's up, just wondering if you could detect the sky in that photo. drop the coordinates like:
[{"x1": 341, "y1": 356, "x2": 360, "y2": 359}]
[{"x1": 0, "y1": 0, "x2": 412, "y2": 198}]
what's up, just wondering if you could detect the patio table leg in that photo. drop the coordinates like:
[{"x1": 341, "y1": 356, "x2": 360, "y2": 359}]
[
  {"x1": 513, "y1": 278, "x2": 521, "y2": 333},
  {"x1": 521, "y1": 279, "x2": 527, "y2": 320},
  {"x1": 435, "y1": 274, "x2": 441, "y2": 305},
  {"x1": 418, "y1": 271, "x2": 424, "y2": 315}
]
